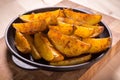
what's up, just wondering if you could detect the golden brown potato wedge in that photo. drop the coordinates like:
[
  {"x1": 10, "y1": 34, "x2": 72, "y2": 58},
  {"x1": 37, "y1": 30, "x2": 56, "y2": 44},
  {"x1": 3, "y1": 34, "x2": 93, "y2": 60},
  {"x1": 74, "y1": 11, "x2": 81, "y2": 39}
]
[
  {"x1": 34, "y1": 32, "x2": 64, "y2": 61},
  {"x1": 24, "y1": 34, "x2": 41, "y2": 59},
  {"x1": 15, "y1": 31, "x2": 31, "y2": 53},
  {"x1": 57, "y1": 17, "x2": 81, "y2": 26},
  {"x1": 48, "y1": 29, "x2": 91, "y2": 57},
  {"x1": 74, "y1": 26, "x2": 94, "y2": 38},
  {"x1": 63, "y1": 9, "x2": 102, "y2": 25},
  {"x1": 82, "y1": 24, "x2": 104, "y2": 37},
  {"x1": 83, "y1": 38, "x2": 111, "y2": 53},
  {"x1": 20, "y1": 9, "x2": 65, "y2": 25},
  {"x1": 50, "y1": 54, "x2": 91, "y2": 66},
  {"x1": 13, "y1": 20, "x2": 47, "y2": 34},
  {"x1": 49, "y1": 21, "x2": 73, "y2": 35}
]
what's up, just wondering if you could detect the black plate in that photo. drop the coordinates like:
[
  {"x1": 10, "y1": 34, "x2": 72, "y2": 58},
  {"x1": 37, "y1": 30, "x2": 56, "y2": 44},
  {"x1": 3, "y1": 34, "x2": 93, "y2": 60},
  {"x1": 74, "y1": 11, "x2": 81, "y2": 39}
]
[{"x1": 5, "y1": 7, "x2": 112, "y2": 71}]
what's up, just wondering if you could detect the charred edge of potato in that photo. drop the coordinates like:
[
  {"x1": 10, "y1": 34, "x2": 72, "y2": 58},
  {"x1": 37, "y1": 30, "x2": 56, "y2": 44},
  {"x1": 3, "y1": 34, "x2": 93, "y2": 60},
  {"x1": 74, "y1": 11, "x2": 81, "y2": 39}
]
[{"x1": 50, "y1": 54, "x2": 92, "y2": 66}]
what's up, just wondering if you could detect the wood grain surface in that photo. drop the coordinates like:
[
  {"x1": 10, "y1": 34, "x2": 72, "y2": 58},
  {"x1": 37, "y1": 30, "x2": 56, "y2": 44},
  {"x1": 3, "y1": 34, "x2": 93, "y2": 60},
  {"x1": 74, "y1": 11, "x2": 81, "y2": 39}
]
[{"x1": 0, "y1": 0, "x2": 120, "y2": 80}]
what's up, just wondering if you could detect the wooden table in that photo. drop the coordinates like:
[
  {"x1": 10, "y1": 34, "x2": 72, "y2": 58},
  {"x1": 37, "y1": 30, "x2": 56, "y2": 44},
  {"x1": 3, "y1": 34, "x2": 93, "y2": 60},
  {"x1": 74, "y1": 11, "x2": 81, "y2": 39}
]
[{"x1": 1, "y1": 0, "x2": 120, "y2": 80}]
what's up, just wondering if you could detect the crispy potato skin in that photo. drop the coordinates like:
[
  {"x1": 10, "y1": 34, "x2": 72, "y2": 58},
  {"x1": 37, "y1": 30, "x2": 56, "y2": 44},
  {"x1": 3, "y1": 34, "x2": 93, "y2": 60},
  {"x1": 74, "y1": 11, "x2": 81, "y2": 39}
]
[
  {"x1": 13, "y1": 21, "x2": 47, "y2": 34},
  {"x1": 34, "y1": 32, "x2": 64, "y2": 61},
  {"x1": 63, "y1": 9, "x2": 102, "y2": 25},
  {"x1": 50, "y1": 54, "x2": 91, "y2": 66},
  {"x1": 48, "y1": 29, "x2": 91, "y2": 57},
  {"x1": 83, "y1": 38, "x2": 111, "y2": 53},
  {"x1": 24, "y1": 34, "x2": 41, "y2": 59},
  {"x1": 15, "y1": 31, "x2": 31, "y2": 53}
]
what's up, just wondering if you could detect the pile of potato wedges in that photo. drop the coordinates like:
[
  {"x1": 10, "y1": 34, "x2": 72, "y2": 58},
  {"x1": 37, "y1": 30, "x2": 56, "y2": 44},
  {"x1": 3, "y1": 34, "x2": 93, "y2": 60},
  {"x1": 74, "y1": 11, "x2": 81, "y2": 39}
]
[{"x1": 13, "y1": 8, "x2": 111, "y2": 66}]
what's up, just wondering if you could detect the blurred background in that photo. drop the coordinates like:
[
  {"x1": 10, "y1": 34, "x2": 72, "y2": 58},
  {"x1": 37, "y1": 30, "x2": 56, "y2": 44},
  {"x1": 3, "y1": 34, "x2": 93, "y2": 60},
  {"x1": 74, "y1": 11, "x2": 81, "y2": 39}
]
[{"x1": 0, "y1": 0, "x2": 120, "y2": 38}]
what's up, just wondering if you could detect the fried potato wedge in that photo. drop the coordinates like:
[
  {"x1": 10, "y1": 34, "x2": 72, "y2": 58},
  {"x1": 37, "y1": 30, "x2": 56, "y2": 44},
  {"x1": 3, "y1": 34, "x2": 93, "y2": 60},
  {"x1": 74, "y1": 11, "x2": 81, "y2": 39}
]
[
  {"x1": 49, "y1": 21, "x2": 73, "y2": 35},
  {"x1": 49, "y1": 25, "x2": 72, "y2": 35},
  {"x1": 24, "y1": 34, "x2": 41, "y2": 59},
  {"x1": 83, "y1": 38, "x2": 111, "y2": 53},
  {"x1": 48, "y1": 29, "x2": 91, "y2": 57},
  {"x1": 82, "y1": 25, "x2": 104, "y2": 37},
  {"x1": 63, "y1": 9, "x2": 102, "y2": 25},
  {"x1": 57, "y1": 17, "x2": 81, "y2": 26},
  {"x1": 34, "y1": 32, "x2": 64, "y2": 61},
  {"x1": 15, "y1": 31, "x2": 31, "y2": 53},
  {"x1": 74, "y1": 26, "x2": 94, "y2": 38},
  {"x1": 13, "y1": 21, "x2": 47, "y2": 34},
  {"x1": 50, "y1": 54, "x2": 91, "y2": 66},
  {"x1": 20, "y1": 9, "x2": 65, "y2": 25}
]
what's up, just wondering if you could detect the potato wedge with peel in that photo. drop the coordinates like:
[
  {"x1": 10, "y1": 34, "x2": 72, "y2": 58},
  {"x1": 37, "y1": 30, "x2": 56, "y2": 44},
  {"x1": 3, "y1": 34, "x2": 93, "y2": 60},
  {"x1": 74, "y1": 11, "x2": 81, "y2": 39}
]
[
  {"x1": 48, "y1": 29, "x2": 91, "y2": 57},
  {"x1": 50, "y1": 54, "x2": 91, "y2": 66},
  {"x1": 74, "y1": 26, "x2": 95, "y2": 38},
  {"x1": 34, "y1": 32, "x2": 64, "y2": 62},
  {"x1": 20, "y1": 9, "x2": 65, "y2": 25},
  {"x1": 49, "y1": 22, "x2": 73, "y2": 35},
  {"x1": 57, "y1": 17, "x2": 81, "y2": 26},
  {"x1": 83, "y1": 38, "x2": 111, "y2": 53},
  {"x1": 15, "y1": 31, "x2": 31, "y2": 53},
  {"x1": 82, "y1": 24, "x2": 104, "y2": 37},
  {"x1": 13, "y1": 20, "x2": 47, "y2": 34},
  {"x1": 24, "y1": 34, "x2": 41, "y2": 59},
  {"x1": 63, "y1": 9, "x2": 102, "y2": 25}
]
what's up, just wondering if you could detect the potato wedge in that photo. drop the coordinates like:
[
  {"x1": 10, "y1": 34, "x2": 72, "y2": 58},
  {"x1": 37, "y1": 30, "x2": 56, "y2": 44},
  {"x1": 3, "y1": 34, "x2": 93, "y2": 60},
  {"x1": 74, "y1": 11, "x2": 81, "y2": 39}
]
[
  {"x1": 48, "y1": 29, "x2": 91, "y2": 57},
  {"x1": 34, "y1": 32, "x2": 64, "y2": 61},
  {"x1": 13, "y1": 20, "x2": 47, "y2": 34},
  {"x1": 83, "y1": 38, "x2": 111, "y2": 53},
  {"x1": 63, "y1": 9, "x2": 102, "y2": 25},
  {"x1": 57, "y1": 17, "x2": 81, "y2": 26},
  {"x1": 50, "y1": 54, "x2": 91, "y2": 66},
  {"x1": 24, "y1": 34, "x2": 41, "y2": 59},
  {"x1": 15, "y1": 31, "x2": 31, "y2": 53},
  {"x1": 74, "y1": 26, "x2": 94, "y2": 38},
  {"x1": 82, "y1": 24, "x2": 104, "y2": 37},
  {"x1": 49, "y1": 21, "x2": 73, "y2": 35},
  {"x1": 20, "y1": 9, "x2": 65, "y2": 25}
]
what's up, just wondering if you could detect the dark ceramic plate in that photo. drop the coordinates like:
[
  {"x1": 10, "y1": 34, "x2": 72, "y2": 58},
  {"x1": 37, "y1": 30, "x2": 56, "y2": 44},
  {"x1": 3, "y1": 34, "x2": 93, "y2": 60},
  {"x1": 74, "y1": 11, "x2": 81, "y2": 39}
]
[{"x1": 5, "y1": 7, "x2": 112, "y2": 71}]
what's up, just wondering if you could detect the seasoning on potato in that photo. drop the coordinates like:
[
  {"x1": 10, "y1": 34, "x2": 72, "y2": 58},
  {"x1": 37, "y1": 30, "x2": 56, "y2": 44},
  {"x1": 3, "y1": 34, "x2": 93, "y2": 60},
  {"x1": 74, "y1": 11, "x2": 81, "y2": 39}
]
[
  {"x1": 83, "y1": 37, "x2": 111, "y2": 53},
  {"x1": 34, "y1": 32, "x2": 64, "y2": 62},
  {"x1": 15, "y1": 31, "x2": 31, "y2": 53},
  {"x1": 50, "y1": 54, "x2": 92, "y2": 66},
  {"x1": 24, "y1": 34, "x2": 41, "y2": 59},
  {"x1": 12, "y1": 8, "x2": 111, "y2": 66},
  {"x1": 48, "y1": 29, "x2": 91, "y2": 57}
]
